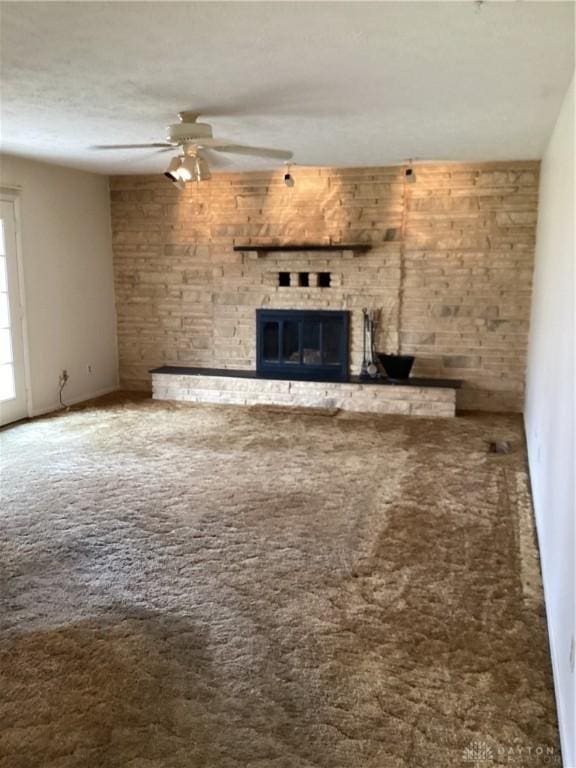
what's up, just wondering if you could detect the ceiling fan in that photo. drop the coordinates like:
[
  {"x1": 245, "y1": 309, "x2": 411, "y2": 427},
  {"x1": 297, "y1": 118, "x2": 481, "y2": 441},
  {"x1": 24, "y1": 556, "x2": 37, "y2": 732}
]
[{"x1": 93, "y1": 111, "x2": 293, "y2": 188}]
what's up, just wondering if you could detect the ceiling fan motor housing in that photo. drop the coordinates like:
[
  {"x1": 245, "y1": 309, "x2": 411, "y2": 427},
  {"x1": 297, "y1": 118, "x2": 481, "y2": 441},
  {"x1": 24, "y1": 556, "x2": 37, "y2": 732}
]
[{"x1": 167, "y1": 121, "x2": 213, "y2": 143}]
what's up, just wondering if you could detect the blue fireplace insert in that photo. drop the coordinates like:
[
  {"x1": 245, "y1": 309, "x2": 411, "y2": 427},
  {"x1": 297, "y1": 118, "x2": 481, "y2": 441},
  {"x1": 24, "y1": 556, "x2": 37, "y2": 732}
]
[{"x1": 256, "y1": 309, "x2": 349, "y2": 381}]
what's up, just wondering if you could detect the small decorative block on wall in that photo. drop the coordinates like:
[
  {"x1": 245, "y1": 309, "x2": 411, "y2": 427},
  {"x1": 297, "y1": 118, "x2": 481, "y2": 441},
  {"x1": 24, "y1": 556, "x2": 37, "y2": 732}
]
[{"x1": 276, "y1": 271, "x2": 332, "y2": 288}]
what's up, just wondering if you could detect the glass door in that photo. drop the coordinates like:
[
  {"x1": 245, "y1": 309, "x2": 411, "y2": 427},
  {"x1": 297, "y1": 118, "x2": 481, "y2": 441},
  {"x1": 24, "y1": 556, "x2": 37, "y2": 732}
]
[
  {"x1": 257, "y1": 309, "x2": 349, "y2": 381},
  {"x1": 0, "y1": 199, "x2": 28, "y2": 425}
]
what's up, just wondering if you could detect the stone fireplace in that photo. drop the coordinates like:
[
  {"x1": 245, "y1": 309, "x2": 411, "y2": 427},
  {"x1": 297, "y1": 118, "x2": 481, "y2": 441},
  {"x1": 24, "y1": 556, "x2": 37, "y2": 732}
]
[{"x1": 112, "y1": 161, "x2": 539, "y2": 412}]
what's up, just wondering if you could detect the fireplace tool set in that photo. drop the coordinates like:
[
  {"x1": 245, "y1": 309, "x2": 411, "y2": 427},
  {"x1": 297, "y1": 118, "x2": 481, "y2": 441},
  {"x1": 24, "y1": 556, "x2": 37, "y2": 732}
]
[
  {"x1": 361, "y1": 306, "x2": 416, "y2": 381},
  {"x1": 360, "y1": 307, "x2": 380, "y2": 379}
]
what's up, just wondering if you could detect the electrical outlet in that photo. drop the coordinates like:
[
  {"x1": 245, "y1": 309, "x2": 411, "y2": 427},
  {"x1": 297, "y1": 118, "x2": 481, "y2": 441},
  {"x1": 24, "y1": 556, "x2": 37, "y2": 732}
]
[
  {"x1": 87, "y1": 364, "x2": 93, "y2": 375},
  {"x1": 59, "y1": 369, "x2": 69, "y2": 385}
]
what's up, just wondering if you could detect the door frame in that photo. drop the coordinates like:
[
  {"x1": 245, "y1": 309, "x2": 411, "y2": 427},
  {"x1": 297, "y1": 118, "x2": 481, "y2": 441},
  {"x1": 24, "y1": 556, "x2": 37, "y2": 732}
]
[{"x1": 0, "y1": 187, "x2": 32, "y2": 422}]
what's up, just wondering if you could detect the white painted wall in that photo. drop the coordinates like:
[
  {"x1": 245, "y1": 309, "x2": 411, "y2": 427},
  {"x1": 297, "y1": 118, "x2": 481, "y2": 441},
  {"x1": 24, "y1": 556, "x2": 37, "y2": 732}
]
[
  {"x1": 525, "y1": 76, "x2": 575, "y2": 768},
  {"x1": 0, "y1": 155, "x2": 118, "y2": 415}
]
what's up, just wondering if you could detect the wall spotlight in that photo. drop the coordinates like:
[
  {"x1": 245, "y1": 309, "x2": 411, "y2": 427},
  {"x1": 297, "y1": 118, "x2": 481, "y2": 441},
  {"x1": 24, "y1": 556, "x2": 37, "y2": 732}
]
[
  {"x1": 405, "y1": 166, "x2": 416, "y2": 183},
  {"x1": 283, "y1": 162, "x2": 295, "y2": 187}
]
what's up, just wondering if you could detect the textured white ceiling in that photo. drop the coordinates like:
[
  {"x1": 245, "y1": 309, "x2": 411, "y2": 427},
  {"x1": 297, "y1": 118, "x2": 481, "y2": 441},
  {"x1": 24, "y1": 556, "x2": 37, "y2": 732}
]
[{"x1": 1, "y1": 1, "x2": 574, "y2": 175}]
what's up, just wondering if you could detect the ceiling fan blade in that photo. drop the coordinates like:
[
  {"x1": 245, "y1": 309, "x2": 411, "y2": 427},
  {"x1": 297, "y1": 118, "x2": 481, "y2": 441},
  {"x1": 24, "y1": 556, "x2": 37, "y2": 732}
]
[
  {"x1": 91, "y1": 143, "x2": 175, "y2": 150},
  {"x1": 210, "y1": 144, "x2": 293, "y2": 160},
  {"x1": 197, "y1": 148, "x2": 233, "y2": 168}
]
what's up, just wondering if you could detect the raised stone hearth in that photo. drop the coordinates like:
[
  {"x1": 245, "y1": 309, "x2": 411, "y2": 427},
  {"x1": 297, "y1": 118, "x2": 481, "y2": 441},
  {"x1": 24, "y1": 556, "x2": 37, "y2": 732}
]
[{"x1": 152, "y1": 367, "x2": 461, "y2": 417}]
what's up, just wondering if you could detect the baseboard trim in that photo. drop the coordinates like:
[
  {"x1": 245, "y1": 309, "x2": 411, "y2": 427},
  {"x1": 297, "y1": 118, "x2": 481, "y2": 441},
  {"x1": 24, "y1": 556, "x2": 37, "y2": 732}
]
[
  {"x1": 538, "y1": 557, "x2": 575, "y2": 768},
  {"x1": 547, "y1": 616, "x2": 575, "y2": 768},
  {"x1": 524, "y1": 416, "x2": 575, "y2": 768},
  {"x1": 30, "y1": 385, "x2": 120, "y2": 418}
]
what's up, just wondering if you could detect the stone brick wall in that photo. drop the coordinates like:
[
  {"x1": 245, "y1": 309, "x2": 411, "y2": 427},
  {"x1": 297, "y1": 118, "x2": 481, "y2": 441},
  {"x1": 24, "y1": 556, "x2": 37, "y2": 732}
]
[{"x1": 110, "y1": 161, "x2": 539, "y2": 411}]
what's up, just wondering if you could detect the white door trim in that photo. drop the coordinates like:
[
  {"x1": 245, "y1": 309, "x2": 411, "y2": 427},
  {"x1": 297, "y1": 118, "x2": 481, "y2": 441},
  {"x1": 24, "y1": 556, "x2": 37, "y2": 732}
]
[{"x1": 0, "y1": 188, "x2": 32, "y2": 422}]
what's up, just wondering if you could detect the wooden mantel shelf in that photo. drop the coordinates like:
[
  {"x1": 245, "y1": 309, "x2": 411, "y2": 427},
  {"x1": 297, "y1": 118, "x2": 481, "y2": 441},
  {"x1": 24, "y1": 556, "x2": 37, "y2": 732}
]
[{"x1": 233, "y1": 243, "x2": 371, "y2": 254}]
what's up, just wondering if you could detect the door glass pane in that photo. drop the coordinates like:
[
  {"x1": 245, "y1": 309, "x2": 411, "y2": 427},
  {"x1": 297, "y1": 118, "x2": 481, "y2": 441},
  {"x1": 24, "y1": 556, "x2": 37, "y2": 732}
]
[
  {"x1": 0, "y1": 257, "x2": 7, "y2": 292},
  {"x1": 0, "y1": 363, "x2": 15, "y2": 400},
  {"x1": 262, "y1": 321, "x2": 279, "y2": 361},
  {"x1": 323, "y1": 320, "x2": 342, "y2": 364},
  {"x1": 282, "y1": 321, "x2": 300, "y2": 363},
  {"x1": 0, "y1": 207, "x2": 26, "y2": 417},
  {"x1": 0, "y1": 293, "x2": 10, "y2": 328},
  {"x1": 302, "y1": 321, "x2": 321, "y2": 365},
  {"x1": 0, "y1": 328, "x2": 13, "y2": 364}
]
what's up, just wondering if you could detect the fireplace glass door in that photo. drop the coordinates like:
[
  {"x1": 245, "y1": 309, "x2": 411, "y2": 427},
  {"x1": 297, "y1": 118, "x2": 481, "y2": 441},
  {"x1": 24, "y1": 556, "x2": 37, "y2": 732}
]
[{"x1": 257, "y1": 310, "x2": 349, "y2": 381}]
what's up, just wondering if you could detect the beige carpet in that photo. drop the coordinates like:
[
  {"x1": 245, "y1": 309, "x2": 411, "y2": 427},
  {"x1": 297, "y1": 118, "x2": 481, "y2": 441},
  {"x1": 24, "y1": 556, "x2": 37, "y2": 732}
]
[{"x1": 0, "y1": 395, "x2": 560, "y2": 768}]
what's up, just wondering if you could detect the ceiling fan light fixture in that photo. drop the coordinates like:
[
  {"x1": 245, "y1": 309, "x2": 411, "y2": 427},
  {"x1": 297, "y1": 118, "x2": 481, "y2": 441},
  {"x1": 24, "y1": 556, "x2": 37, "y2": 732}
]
[
  {"x1": 164, "y1": 156, "x2": 182, "y2": 181},
  {"x1": 96, "y1": 111, "x2": 293, "y2": 180},
  {"x1": 177, "y1": 155, "x2": 197, "y2": 182},
  {"x1": 195, "y1": 155, "x2": 211, "y2": 181},
  {"x1": 165, "y1": 153, "x2": 212, "y2": 186}
]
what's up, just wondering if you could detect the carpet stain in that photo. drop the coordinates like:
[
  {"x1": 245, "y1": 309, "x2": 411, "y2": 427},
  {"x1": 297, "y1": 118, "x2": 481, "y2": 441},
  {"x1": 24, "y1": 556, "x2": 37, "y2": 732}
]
[{"x1": 0, "y1": 395, "x2": 560, "y2": 767}]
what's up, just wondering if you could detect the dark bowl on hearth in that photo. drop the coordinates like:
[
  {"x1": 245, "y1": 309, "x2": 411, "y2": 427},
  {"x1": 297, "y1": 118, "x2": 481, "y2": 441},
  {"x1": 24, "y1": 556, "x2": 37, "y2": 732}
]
[{"x1": 378, "y1": 354, "x2": 415, "y2": 381}]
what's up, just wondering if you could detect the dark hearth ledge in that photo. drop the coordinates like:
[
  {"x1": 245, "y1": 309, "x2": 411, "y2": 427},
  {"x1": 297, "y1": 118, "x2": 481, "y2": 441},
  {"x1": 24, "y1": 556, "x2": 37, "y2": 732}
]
[{"x1": 150, "y1": 366, "x2": 462, "y2": 389}]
